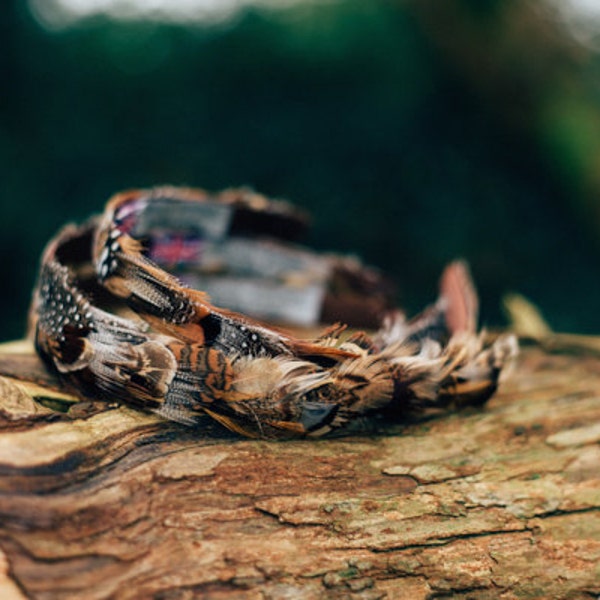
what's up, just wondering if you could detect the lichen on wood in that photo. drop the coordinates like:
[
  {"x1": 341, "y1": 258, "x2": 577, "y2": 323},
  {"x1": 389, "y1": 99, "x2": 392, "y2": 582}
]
[{"x1": 0, "y1": 342, "x2": 598, "y2": 599}]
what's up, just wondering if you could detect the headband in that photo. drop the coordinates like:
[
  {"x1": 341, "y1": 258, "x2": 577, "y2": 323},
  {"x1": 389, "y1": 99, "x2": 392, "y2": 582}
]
[{"x1": 29, "y1": 186, "x2": 517, "y2": 438}]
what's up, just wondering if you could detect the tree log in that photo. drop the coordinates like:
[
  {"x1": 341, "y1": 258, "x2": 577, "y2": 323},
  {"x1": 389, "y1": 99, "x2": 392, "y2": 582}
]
[{"x1": 0, "y1": 341, "x2": 598, "y2": 599}]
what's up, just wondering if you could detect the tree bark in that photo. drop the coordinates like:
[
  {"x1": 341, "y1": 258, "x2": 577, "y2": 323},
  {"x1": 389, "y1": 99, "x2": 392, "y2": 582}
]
[{"x1": 0, "y1": 341, "x2": 598, "y2": 599}]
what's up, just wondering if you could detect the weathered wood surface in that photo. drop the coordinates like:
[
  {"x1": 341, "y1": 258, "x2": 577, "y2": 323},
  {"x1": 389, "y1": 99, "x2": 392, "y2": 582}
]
[{"x1": 0, "y1": 341, "x2": 598, "y2": 599}]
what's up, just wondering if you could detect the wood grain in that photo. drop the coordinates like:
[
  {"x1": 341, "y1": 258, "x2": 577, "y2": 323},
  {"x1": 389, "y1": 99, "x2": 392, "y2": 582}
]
[{"x1": 0, "y1": 342, "x2": 598, "y2": 599}]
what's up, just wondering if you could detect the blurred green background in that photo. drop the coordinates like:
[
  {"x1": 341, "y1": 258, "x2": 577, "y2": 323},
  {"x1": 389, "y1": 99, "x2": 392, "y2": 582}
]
[{"x1": 2, "y1": 0, "x2": 600, "y2": 340}]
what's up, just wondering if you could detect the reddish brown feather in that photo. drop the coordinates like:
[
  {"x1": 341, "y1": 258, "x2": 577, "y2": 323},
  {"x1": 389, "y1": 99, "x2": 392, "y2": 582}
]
[{"x1": 439, "y1": 261, "x2": 478, "y2": 334}]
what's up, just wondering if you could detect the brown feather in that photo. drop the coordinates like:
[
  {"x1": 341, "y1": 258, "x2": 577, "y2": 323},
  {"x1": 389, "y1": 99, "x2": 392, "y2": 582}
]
[{"x1": 439, "y1": 260, "x2": 478, "y2": 334}]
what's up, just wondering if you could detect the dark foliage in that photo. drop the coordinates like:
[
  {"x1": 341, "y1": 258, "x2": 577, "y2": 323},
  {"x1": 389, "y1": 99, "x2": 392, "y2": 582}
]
[{"x1": 2, "y1": 0, "x2": 599, "y2": 339}]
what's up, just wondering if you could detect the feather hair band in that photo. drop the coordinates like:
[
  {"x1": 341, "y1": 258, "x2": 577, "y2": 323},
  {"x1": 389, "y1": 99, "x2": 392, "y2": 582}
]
[{"x1": 29, "y1": 186, "x2": 517, "y2": 439}]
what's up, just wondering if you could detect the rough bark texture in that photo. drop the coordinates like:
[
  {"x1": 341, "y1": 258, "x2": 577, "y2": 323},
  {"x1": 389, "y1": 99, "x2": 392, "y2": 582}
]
[{"x1": 0, "y1": 341, "x2": 598, "y2": 599}]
